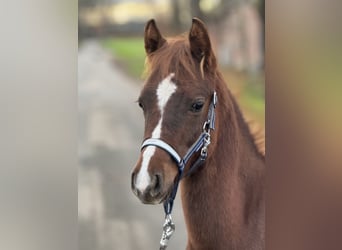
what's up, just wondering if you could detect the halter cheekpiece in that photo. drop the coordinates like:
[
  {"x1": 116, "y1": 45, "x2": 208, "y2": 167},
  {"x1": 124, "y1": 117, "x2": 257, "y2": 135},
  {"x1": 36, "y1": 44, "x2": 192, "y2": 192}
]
[{"x1": 140, "y1": 91, "x2": 217, "y2": 249}]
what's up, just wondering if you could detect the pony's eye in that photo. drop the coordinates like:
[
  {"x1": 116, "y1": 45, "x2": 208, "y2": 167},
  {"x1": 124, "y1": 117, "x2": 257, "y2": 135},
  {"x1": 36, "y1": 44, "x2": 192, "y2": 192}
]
[
  {"x1": 138, "y1": 102, "x2": 144, "y2": 109},
  {"x1": 191, "y1": 101, "x2": 204, "y2": 112}
]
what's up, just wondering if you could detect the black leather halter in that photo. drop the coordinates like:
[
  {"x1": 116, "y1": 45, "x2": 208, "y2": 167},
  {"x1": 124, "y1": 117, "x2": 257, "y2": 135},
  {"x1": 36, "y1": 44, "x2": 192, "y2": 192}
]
[{"x1": 140, "y1": 91, "x2": 217, "y2": 215}]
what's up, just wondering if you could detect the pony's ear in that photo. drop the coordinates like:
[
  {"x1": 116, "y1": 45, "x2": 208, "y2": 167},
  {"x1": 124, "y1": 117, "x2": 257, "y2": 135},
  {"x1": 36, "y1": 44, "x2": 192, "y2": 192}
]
[
  {"x1": 144, "y1": 19, "x2": 166, "y2": 55},
  {"x1": 189, "y1": 18, "x2": 216, "y2": 71}
]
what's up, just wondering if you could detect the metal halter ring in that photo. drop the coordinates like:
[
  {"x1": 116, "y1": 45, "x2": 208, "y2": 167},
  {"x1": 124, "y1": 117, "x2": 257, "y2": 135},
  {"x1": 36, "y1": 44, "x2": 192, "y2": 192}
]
[{"x1": 203, "y1": 120, "x2": 210, "y2": 132}]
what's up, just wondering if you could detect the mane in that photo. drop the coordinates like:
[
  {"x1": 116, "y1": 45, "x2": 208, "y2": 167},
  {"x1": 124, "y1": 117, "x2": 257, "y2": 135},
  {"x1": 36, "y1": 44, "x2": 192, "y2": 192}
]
[
  {"x1": 248, "y1": 120, "x2": 265, "y2": 157},
  {"x1": 144, "y1": 34, "x2": 265, "y2": 158}
]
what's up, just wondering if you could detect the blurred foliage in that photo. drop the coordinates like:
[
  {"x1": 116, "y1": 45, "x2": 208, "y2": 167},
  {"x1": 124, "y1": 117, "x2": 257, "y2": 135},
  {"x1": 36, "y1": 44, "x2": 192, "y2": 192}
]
[
  {"x1": 168, "y1": 0, "x2": 265, "y2": 30},
  {"x1": 79, "y1": 0, "x2": 264, "y2": 34},
  {"x1": 101, "y1": 37, "x2": 264, "y2": 127},
  {"x1": 221, "y1": 70, "x2": 265, "y2": 127},
  {"x1": 102, "y1": 37, "x2": 145, "y2": 78}
]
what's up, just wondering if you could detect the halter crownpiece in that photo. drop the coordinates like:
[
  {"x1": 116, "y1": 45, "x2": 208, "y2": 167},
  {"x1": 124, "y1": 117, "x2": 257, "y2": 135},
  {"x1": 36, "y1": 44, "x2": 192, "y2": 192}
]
[{"x1": 140, "y1": 91, "x2": 218, "y2": 250}]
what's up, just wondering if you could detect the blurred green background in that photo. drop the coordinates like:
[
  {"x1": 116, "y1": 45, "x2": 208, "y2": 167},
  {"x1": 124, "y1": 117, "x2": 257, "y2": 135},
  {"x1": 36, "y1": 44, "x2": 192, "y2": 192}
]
[{"x1": 79, "y1": 0, "x2": 265, "y2": 130}]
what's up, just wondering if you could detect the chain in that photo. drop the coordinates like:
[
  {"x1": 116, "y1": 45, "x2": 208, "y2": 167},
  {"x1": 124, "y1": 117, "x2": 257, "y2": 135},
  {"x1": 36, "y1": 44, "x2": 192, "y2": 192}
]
[{"x1": 159, "y1": 214, "x2": 175, "y2": 250}]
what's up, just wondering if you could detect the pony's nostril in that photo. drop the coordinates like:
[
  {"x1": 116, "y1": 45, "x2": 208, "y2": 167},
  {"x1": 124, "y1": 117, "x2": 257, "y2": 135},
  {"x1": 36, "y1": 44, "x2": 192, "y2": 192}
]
[
  {"x1": 150, "y1": 174, "x2": 162, "y2": 197},
  {"x1": 155, "y1": 174, "x2": 161, "y2": 190},
  {"x1": 131, "y1": 172, "x2": 138, "y2": 194},
  {"x1": 131, "y1": 173, "x2": 135, "y2": 187}
]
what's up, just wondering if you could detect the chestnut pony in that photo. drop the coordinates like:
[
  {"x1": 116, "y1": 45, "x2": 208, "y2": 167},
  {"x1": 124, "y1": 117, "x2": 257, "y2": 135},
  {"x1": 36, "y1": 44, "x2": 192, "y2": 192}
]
[{"x1": 131, "y1": 18, "x2": 265, "y2": 250}]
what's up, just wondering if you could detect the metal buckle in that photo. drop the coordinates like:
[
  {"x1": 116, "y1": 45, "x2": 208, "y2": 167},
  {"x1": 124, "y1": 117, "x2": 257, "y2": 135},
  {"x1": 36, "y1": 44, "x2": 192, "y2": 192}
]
[{"x1": 202, "y1": 120, "x2": 210, "y2": 132}]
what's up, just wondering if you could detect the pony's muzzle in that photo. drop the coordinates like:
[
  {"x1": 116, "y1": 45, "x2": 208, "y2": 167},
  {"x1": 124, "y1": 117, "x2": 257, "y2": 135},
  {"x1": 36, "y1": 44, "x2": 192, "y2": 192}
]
[{"x1": 131, "y1": 172, "x2": 163, "y2": 204}]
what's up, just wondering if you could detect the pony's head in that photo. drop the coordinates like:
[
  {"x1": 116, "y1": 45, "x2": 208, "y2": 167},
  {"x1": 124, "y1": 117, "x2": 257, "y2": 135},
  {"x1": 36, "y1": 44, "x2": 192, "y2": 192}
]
[{"x1": 131, "y1": 18, "x2": 218, "y2": 204}]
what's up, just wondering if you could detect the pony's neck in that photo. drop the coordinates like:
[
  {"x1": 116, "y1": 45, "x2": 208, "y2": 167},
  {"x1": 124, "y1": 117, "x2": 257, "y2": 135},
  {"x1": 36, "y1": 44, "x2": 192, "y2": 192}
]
[{"x1": 180, "y1": 76, "x2": 265, "y2": 249}]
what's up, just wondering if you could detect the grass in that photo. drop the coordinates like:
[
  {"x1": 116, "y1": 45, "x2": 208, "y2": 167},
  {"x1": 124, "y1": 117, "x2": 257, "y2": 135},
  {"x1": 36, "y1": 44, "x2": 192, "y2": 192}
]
[
  {"x1": 101, "y1": 37, "x2": 264, "y2": 128},
  {"x1": 102, "y1": 37, "x2": 145, "y2": 78}
]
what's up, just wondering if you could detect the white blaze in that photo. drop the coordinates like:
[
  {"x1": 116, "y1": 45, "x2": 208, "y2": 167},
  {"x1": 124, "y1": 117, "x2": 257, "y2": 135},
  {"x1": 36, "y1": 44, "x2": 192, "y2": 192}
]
[{"x1": 135, "y1": 73, "x2": 177, "y2": 191}]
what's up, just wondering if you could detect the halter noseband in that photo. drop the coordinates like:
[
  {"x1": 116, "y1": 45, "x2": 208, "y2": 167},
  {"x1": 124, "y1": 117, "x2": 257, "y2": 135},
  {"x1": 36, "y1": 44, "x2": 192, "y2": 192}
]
[{"x1": 140, "y1": 91, "x2": 218, "y2": 249}]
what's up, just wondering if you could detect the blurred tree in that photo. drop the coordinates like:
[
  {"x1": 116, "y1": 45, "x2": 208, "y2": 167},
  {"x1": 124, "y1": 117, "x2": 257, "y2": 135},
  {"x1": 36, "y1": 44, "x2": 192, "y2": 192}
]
[
  {"x1": 258, "y1": 0, "x2": 265, "y2": 55},
  {"x1": 190, "y1": 0, "x2": 205, "y2": 21},
  {"x1": 171, "y1": 0, "x2": 182, "y2": 32},
  {"x1": 189, "y1": 0, "x2": 264, "y2": 25},
  {"x1": 190, "y1": 0, "x2": 239, "y2": 23},
  {"x1": 79, "y1": 0, "x2": 97, "y2": 9},
  {"x1": 79, "y1": 0, "x2": 111, "y2": 9}
]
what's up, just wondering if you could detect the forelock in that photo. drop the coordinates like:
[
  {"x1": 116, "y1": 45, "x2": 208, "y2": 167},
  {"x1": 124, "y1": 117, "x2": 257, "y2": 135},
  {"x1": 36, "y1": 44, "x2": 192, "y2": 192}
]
[{"x1": 144, "y1": 36, "x2": 200, "y2": 83}]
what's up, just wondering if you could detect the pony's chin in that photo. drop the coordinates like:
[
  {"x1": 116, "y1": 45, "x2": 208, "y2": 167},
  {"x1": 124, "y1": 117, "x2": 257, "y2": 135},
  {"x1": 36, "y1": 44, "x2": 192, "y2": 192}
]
[
  {"x1": 141, "y1": 199, "x2": 162, "y2": 205},
  {"x1": 140, "y1": 190, "x2": 170, "y2": 205},
  {"x1": 140, "y1": 196, "x2": 163, "y2": 205}
]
